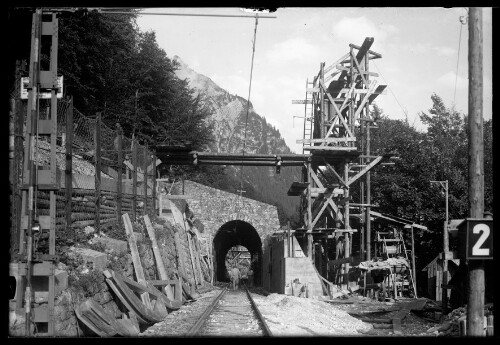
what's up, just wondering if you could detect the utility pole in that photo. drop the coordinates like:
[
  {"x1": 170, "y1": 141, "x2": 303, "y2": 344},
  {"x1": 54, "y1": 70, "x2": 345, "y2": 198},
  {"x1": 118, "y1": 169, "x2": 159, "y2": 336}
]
[{"x1": 466, "y1": 7, "x2": 485, "y2": 336}]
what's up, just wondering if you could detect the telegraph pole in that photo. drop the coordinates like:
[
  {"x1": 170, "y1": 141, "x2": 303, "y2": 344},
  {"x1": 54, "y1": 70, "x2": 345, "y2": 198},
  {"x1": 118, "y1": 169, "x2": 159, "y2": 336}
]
[{"x1": 466, "y1": 7, "x2": 485, "y2": 336}]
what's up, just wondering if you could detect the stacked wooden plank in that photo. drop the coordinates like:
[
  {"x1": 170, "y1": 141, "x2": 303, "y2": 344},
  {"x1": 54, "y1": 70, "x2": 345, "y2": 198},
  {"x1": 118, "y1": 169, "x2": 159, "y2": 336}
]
[
  {"x1": 103, "y1": 269, "x2": 167, "y2": 325},
  {"x1": 75, "y1": 299, "x2": 139, "y2": 337}
]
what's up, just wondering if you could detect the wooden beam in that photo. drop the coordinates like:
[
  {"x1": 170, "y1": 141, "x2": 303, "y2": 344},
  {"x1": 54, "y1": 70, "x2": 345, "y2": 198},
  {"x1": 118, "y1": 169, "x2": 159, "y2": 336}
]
[
  {"x1": 303, "y1": 146, "x2": 357, "y2": 151},
  {"x1": 148, "y1": 279, "x2": 179, "y2": 286},
  {"x1": 164, "y1": 195, "x2": 192, "y2": 199},
  {"x1": 185, "y1": 224, "x2": 200, "y2": 286},
  {"x1": 292, "y1": 99, "x2": 313, "y2": 104},
  {"x1": 349, "y1": 50, "x2": 369, "y2": 87},
  {"x1": 323, "y1": 159, "x2": 348, "y2": 188},
  {"x1": 297, "y1": 137, "x2": 356, "y2": 144},
  {"x1": 347, "y1": 155, "x2": 383, "y2": 186},
  {"x1": 336, "y1": 64, "x2": 379, "y2": 77},
  {"x1": 143, "y1": 215, "x2": 174, "y2": 300},
  {"x1": 320, "y1": 80, "x2": 354, "y2": 138},
  {"x1": 323, "y1": 52, "x2": 350, "y2": 75},
  {"x1": 354, "y1": 82, "x2": 377, "y2": 119},
  {"x1": 122, "y1": 213, "x2": 152, "y2": 309},
  {"x1": 352, "y1": 37, "x2": 375, "y2": 62},
  {"x1": 349, "y1": 42, "x2": 381, "y2": 59},
  {"x1": 328, "y1": 257, "x2": 354, "y2": 267}
]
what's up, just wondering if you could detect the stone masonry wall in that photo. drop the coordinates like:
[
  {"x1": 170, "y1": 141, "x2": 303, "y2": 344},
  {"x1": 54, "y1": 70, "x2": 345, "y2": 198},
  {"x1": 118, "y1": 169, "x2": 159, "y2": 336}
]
[{"x1": 172, "y1": 180, "x2": 280, "y2": 245}]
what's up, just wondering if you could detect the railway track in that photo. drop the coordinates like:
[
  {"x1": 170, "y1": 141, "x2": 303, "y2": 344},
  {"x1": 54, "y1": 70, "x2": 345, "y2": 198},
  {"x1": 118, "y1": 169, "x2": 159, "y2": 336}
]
[{"x1": 187, "y1": 284, "x2": 272, "y2": 337}]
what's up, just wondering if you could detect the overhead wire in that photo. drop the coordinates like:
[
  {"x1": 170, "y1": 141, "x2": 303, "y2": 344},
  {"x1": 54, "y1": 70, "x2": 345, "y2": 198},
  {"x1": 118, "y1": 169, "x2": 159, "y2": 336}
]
[
  {"x1": 235, "y1": 14, "x2": 259, "y2": 231},
  {"x1": 453, "y1": 14, "x2": 468, "y2": 107},
  {"x1": 93, "y1": 8, "x2": 277, "y2": 19},
  {"x1": 372, "y1": 60, "x2": 413, "y2": 126}
]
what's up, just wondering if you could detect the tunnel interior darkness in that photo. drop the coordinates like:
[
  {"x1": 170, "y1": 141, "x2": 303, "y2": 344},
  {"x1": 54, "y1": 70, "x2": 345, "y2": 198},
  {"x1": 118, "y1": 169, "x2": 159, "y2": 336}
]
[{"x1": 213, "y1": 220, "x2": 262, "y2": 285}]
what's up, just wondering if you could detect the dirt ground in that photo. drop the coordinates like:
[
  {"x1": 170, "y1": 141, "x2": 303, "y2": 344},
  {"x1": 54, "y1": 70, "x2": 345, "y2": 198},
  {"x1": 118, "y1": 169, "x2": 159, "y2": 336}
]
[
  {"x1": 141, "y1": 285, "x2": 446, "y2": 337},
  {"x1": 250, "y1": 290, "x2": 444, "y2": 336}
]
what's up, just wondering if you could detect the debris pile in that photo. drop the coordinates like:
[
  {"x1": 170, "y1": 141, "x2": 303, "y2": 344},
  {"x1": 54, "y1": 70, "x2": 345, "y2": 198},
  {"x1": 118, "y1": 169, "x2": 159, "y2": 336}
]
[
  {"x1": 251, "y1": 293, "x2": 372, "y2": 336},
  {"x1": 425, "y1": 304, "x2": 494, "y2": 336}
]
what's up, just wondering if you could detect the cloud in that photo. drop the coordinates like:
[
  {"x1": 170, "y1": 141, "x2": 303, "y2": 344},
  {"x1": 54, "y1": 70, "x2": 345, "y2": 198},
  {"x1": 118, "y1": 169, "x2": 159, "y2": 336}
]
[
  {"x1": 437, "y1": 71, "x2": 468, "y2": 90},
  {"x1": 433, "y1": 46, "x2": 456, "y2": 57},
  {"x1": 331, "y1": 16, "x2": 398, "y2": 45},
  {"x1": 265, "y1": 37, "x2": 323, "y2": 64}
]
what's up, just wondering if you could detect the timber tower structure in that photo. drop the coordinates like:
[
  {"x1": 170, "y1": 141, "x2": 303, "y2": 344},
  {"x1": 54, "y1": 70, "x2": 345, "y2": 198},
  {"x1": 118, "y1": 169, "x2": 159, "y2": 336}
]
[{"x1": 290, "y1": 37, "x2": 391, "y2": 289}]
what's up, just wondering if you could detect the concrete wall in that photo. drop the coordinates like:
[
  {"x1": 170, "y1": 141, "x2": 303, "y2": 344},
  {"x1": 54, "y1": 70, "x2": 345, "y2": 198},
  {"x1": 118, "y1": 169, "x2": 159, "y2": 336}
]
[{"x1": 263, "y1": 233, "x2": 324, "y2": 297}]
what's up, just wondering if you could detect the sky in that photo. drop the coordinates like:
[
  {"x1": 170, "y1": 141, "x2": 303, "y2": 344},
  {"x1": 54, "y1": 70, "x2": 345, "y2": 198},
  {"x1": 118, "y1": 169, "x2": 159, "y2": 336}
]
[{"x1": 136, "y1": 7, "x2": 492, "y2": 154}]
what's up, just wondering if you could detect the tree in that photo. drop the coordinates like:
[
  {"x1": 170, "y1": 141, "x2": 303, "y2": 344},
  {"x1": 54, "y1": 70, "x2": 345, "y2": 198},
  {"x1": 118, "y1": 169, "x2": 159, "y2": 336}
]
[{"x1": 366, "y1": 95, "x2": 472, "y2": 269}]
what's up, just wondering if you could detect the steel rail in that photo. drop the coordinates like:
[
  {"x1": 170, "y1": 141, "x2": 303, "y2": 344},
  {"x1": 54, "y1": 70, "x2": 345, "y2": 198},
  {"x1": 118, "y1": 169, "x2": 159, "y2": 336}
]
[
  {"x1": 186, "y1": 287, "x2": 227, "y2": 335},
  {"x1": 244, "y1": 284, "x2": 273, "y2": 337}
]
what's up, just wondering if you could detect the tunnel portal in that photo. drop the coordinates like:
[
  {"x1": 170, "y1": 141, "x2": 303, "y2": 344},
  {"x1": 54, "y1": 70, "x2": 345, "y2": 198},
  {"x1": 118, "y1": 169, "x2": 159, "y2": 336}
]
[{"x1": 213, "y1": 220, "x2": 263, "y2": 285}]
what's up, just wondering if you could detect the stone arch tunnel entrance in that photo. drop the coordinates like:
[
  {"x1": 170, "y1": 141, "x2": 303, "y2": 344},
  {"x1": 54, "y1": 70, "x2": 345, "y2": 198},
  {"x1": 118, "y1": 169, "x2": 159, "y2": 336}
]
[{"x1": 213, "y1": 220, "x2": 263, "y2": 286}]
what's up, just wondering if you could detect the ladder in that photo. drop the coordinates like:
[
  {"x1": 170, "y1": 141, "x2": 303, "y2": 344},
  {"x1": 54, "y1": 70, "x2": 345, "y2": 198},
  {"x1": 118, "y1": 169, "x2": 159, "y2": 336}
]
[
  {"x1": 302, "y1": 79, "x2": 315, "y2": 154},
  {"x1": 14, "y1": 10, "x2": 59, "y2": 336},
  {"x1": 400, "y1": 231, "x2": 417, "y2": 298}
]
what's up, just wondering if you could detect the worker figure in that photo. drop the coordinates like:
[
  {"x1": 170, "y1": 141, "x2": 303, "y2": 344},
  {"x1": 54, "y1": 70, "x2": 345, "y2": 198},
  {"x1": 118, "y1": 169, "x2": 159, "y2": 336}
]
[
  {"x1": 230, "y1": 265, "x2": 241, "y2": 291},
  {"x1": 247, "y1": 268, "x2": 254, "y2": 287},
  {"x1": 240, "y1": 265, "x2": 248, "y2": 286}
]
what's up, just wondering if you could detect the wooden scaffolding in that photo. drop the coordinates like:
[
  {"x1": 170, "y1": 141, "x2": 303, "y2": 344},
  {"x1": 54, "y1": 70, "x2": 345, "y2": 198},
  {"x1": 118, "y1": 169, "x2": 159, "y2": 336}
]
[{"x1": 290, "y1": 37, "x2": 391, "y2": 290}]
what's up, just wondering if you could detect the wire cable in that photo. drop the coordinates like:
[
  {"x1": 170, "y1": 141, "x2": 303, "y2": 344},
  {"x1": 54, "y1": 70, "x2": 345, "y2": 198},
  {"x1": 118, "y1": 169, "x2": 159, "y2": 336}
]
[
  {"x1": 453, "y1": 14, "x2": 468, "y2": 107},
  {"x1": 235, "y1": 15, "x2": 259, "y2": 221},
  {"x1": 372, "y1": 60, "x2": 411, "y2": 124}
]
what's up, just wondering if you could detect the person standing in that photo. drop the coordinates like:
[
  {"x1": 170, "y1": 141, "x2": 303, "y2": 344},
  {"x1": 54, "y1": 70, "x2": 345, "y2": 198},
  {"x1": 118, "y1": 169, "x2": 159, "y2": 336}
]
[
  {"x1": 240, "y1": 265, "x2": 248, "y2": 286},
  {"x1": 247, "y1": 267, "x2": 254, "y2": 287},
  {"x1": 230, "y1": 265, "x2": 241, "y2": 291}
]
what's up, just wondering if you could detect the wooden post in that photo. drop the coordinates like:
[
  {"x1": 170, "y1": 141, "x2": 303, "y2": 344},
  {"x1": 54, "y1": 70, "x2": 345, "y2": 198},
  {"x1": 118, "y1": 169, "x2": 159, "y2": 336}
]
[
  {"x1": 65, "y1": 97, "x2": 73, "y2": 235},
  {"x1": 467, "y1": 7, "x2": 485, "y2": 337},
  {"x1": 143, "y1": 215, "x2": 174, "y2": 299},
  {"x1": 94, "y1": 112, "x2": 101, "y2": 233},
  {"x1": 361, "y1": 49, "x2": 370, "y2": 262},
  {"x1": 442, "y1": 181, "x2": 449, "y2": 313},
  {"x1": 116, "y1": 124, "x2": 123, "y2": 219},
  {"x1": 174, "y1": 232, "x2": 187, "y2": 280},
  {"x1": 307, "y1": 162, "x2": 313, "y2": 261},
  {"x1": 366, "y1": 120, "x2": 371, "y2": 261},
  {"x1": 122, "y1": 213, "x2": 152, "y2": 309},
  {"x1": 287, "y1": 221, "x2": 291, "y2": 257},
  {"x1": 185, "y1": 229, "x2": 199, "y2": 286},
  {"x1": 152, "y1": 150, "x2": 156, "y2": 213},
  {"x1": 344, "y1": 158, "x2": 350, "y2": 287},
  {"x1": 132, "y1": 139, "x2": 137, "y2": 220},
  {"x1": 143, "y1": 144, "x2": 148, "y2": 216},
  {"x1": 319, "y1": 62, "x2": 325, "y2": 138},
  {"x1": 411, "y1": 226, "x2": 417, "y2": 297}
]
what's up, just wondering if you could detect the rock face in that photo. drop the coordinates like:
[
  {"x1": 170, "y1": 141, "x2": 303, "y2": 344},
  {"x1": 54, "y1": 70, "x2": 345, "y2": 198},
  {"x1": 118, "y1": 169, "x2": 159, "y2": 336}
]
[{"x1": 173, "y1": 56, "x2": 300, "y2": 225}]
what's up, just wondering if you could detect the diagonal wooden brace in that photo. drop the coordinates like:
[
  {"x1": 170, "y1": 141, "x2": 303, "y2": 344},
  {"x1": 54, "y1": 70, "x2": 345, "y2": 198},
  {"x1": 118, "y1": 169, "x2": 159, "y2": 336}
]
[
  {"x1": 309, "y1": 169, "x2": 344, "y2": 226},
  {"x1": 347, "y1": 155, "x2": 384, "y2": 186},
  {"x1": 354, "y1": 81, "x2": 377, "y2": 120},
  {"x1": 320, "y1": 80, "x2": 354, "y2": 138},
  {"x1": 350, "y1": 50, "x2": 369, "y2": 87},
  {"x1": 322, "y1": 159, "x2": 348, "y2": 188}
]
